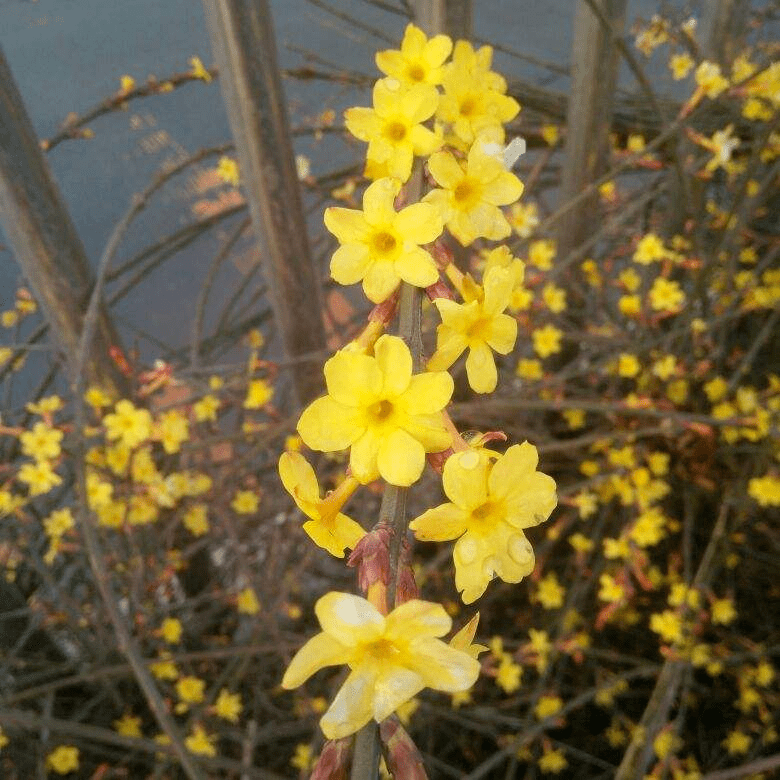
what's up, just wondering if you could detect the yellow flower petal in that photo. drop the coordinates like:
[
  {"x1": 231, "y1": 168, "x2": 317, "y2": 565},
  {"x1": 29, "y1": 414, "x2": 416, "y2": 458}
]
[
  {"x1": 377, "y1": 428, "x2": 426, "y2": 486},
  {"x1": 297, "y1": 396, "x2": 364, "y2": 451},
  {"x1": 321, "y1": 666, "x2": 379, "y2": 739},
  {"x1": 385, "y1": 599, "x2": 452, "y2": 638},
  {"x1": 443, "y1": 449, "x2": 491, "y2": 510},
  {"x1": 410, "y1": 503, "x2": 469, "y2": 541},
  {"x1": 316, "y1": 591, "x2": 385, "y2": 644},
  {"x1": 282, "y1": 631, "x2": 352, "y2": 689},
  {"x1": 375, "y1": 333, "x2": 412, "y2": 396}
]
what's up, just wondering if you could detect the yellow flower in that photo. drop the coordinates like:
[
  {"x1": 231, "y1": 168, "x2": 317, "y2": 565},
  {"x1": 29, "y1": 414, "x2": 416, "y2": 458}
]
[
  {"x1": 231, "y1": 490, "x2": 259, "y2": 514},
  {"x1": 104, "y1": 400, "x2": 152, "y2": 448},
  {"x1": 244, "y1": 378, "x2": 273, "y2": 409},
  {"x1": 532, "y1": 324, "x2": 563, "y2": 358},
  {"x1": 46, "y1": 746, "x2": 79, "y2": 774},
  {"x1": 150, "y1": 655, "x2": 178, "y2": 680},
  {"x1": 535, "y1": 694, "x2": 563, "y2": 719},
  {"x1": 0, "y1": 726, "x2": 8, "y2": 750},
  {"x1": 156, "y1": 409, "x2": 189, "y2": 454},
  {"x1": 345, "y1": 80, "x2": 441, "y2": 182},
  {"x1": 297, "y1": 335, "x2": 452, "y2": 486},
  {"x1": 291, "y1": 743, "x2": 314, "y2": 771},
  {"x1": 43, "y1": 508, "x2": 74, "y2": 539},
  {"x1": 114, "y1": 713, "x2": 142, "y2": 737},
  {"x1": 695, "y1": 61, "x2": 728, "y2": 98},
  {"x1": 669, "y1": 53, "x2": 694, "y2": 80},
  {"x1": 633, "y1": 232, "x2": 668, "y2": 264},
  {"x1": 237, "y1": 587, "x2": 260, "y2": 615},
  {"x1": 185, "y1": 724, "x2": 217, "y2": 757},
  {"x1": 540, "y1": 124, "x2": 559, "y2": 146},
  {"x1": 618, "y1": 353, "x2": 641, "y2": 378},
  {"x1": 176, "y1": 675, "x2": 206, "y2": 705},
  {"x1": 280, "y1": 457, "x2": 363, "y2": 559},
  {"x1": 516, "y1": 358, "x2": 543, "y2": 380},
  {"x1": 508, "y1": 201, "x2": 539, "y2": 238},
  {"x1": 214, "y1": 689, "x2": 242, "y2": 723},
  {"x1": 542, "y1": 284, "x2": 566, "y2": 313},
  {"x1": 528, "y1": 239, "x2": 556, "y2": 269},
  {"x1": 160, "y1": 617, "x2": 183, "y2": 644},
  {"x1": 119, "y1": 74, "x2": 136, "y2": 93},
  {"x1": 748, "y1": 474, "x2": 780, "y2": 506},
  {"x1": 704, "y1": 124, "x2": 739, "y2": 172},
  {"x1": 189, "y1": 56, "x2": 211, "y2": 82},
  {"x1": 375, "y1": 23, "x2": 452, "y2": 87},
  {"x1": 324, "y1": 178, "x2": 442, "y2": 303},
  {"x1": 723, "y1": 730, "x2": 751, "y2": 756},
  {"x1": 711, "y1": 597, "x2": 737, "y2": 625},
  {"x1": 538, "y1": 747, "x2": 567, "y2": 774},
  {"x1": 410, "y1": 444, "x2": 556, "y2": 603},
  {"x1": 18, "y1": 460, "x2": 61, "y2": 495},
  {"x1": 537, "y1": 572, "x2": 565, "y2": 609},
  {"x1": 619, "y1": 294, "x2": 641, "y2": 316},
  {"x1": 425, "y1": 141, "x2": 524, "y2": 246},
  {"x1": 496, "y1": 656, "x2": 522, "y2": 693},
  {"x1": 20, "y1": 421, "x2": 63, "y2": 462},
  {"x1": 85, "y1": 385, "x2": 113, "y2": 410},
  {"x1": 598, "y1": 573, "x2": 625, "y2": 603},
  {"x1": 653, "y1": 354, "x2": 677, "y2": 380},
  {"x1": 27, "y1": 395, "x2": 63, "y2": 416},
  {"x1": 436, "y1": 41, "x2": 519, "y2": 146},
  {"x1": 428, "y1": 266, "x2": 518, "y2": 393},
  {"x1": 217, "y1": 156, "x2": 239, "y2": 186},
  {"x1": 193, "y1": 394, "x2": 220, "y2": 422},
  {"x1": 650, "y1": 610, "x2": 684, "y2": 643},
  {"x1": 281, "y1": 591, "x2": 480, "y2": 739},
  {"x1": 649, "y1": 277, "x2": 685, "y2": 311},
  {"x1": 182, "y1": 503, "x2": 209, "y2": 536}
]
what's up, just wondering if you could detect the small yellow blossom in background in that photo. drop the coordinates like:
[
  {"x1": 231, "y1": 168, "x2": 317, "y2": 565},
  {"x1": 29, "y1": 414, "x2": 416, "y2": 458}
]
[
  {"x1": 535, "y1": 695, "x2": 563, "y2": 720},
  {"x1": 667, "y1": 379, "x2": 689, "y2": 405},
  {"x1": 119, "y1": 74, "x2": 136, "y2": 93},
  {"x1": 113, "y1": 713, "x2": 142, "y2": 738},
  {"x1": 46, "y1": 745, "x2": 79, "y2": 774},
  {"x1": 176, "y1": 676, "x2": 206, "y2": 706},
  {"x1": 704, "y1": 376, "x2": 728, "y2": 402},
  {"x1": 562, "y1": 408, "x2": 585, "y2": 429},
  {"x1": 410, "y1": 444, "x2": 556, "y2": 603},
  {"x1": 748, "y1": 474, "x2": 780, "y2": 506},
  {"x1": 634, "y1": 233, "x2": 667, "y2": 264},
  {"x1": 428, "y1": 266, "x2": 518, "y2": 393},
  {"x1": 695, "y1": 61, "x2": 729, "y2": 98},
  {"x1": 345, "y1": 80, "x2": 441, "y2": 182},
  {"x1": 509, "y1": 200, "x2": 539, "y2": 238},
  {"x1": 282, "y1": 592, "x2": 480, "y2": 739},
  {"x1": 193, "y1": 394, "x2": 220, "y2": 422},
  {"x1": 217, "y1": 156, "x2": 239, "y2": 185},
  {"x1": 540, "y1": 124, "x2": 559, "y2": 146},
  {"x1": 618, "y1": 353, "x2": 641, "y2": 378},
  {"x1": 754, "y1": 660, "x2": 775, "y2": 687},
  {"x1": 650, "y1": 610, "x2": 684, "y2": 644},
  {"x1": 704, "y1": 124, "x2": 739, "y2": 173},
  {"x1": 214, "y1": 689, "x2": 242, "y2": 723},
  {"x1": 85, "y1": 385, "x2": 113, "y2": 409},
  {"x1": 652, "y1": 354, "x2": 677, "y2": 380},
  {"x1": 325, "y1": 177, "x2": 442, "y2": 303},
  {"x1": 619, "y1": 267, "x2": 641, "y2": 292},
  {"x1": 723, "y1": 730, "x2": 751, "y2": 756},
  {"x1": 291, "y1": 743, "x2": 314, "y2": 771},
  {"x1": 532, "y1": 325, "x2": 563, "y2": 358},
  {"x1": 569, "y1": 533, "x2": 594, "y2": 553},
  {"x1": 182, "y1": 503, "x2": 210, "y2": 536},
  {"x1": 104, "y1": 400, "x2": 152, "y2": 448},
  {"x1": 231, "y1": 490, "x2": 259, "y2": 514},
  {"x1": 619, "y1": 294, "x2": 641, "y2": 316},
  {"x1": 598, "y1": 573, "x2": 625, "y2": 603},
  {"x1": 537, "y1": 572, "x2": 565, "y2": 609},
  {"x1": 711, "y1": 597, "x2": 737, "y2": 625},
  {"x1": 542, "y1": 283, "x2": 567, "y2": 313},
  {"x1": 18, "y1": 460, "x2": 62, "y2": 495},
  {"x1": 156, "y1": 409, "x2": 189, "y2": 454},
  {"x1": 20, "y1": 421, "x2": 63, "y2": 462},
  {"x1": 635, "y1": 15, "x2": 668, "y2": 56},
  {"x1": 653, "y1": 727, "x2": 681, "y2": 759},
  {"x1": 244, "y1": 378, "x2": 273, "y2": 409},
  {"x1": 538, "y1": 747, "x2": 567, "y2": 774},
  {"x1": 516, "y1": 358, "x2": 543, "y2": 380},
  {"x1": 150, "y1": 655, "x2": 178, "y2": 680},
  {"x1": 185, "y1": 724, "x2": 217, "y2": 757},
  {"x1": 27, "y1": 395, "x2": 63, "y2": 416},
  {"x1": 528, "y1": 239, "x2": 556, "y2": 270},
  {"x1": 425, "y1": 141, "x2": 523, "y2": 246},
  {"x1": 574, "y1": 491, "x2": 598, "y2": 519},
  {"x1": 189, "y1": 56, "x2": 212, "y2": 82},
  {"x1": 279, "y1": 452, "x2": 365, "y2": 557},
  {"x1": 160, "y1": 617, "x2": 182, "y2": 644},
  {"x1": 375, "y1": 23, "x2": 452, "y2": 87},
  {"x1": 669, "y1": 52, "x2": 694, "y2": 80},
  {"x1": 0, "y1": 726, "x2": 8, "y2": 750},
  {"x1": 581, "y1": 258, "x2": 602, "y2": 287},
  {"x1": 43, "y1": 508, "x2": 74, "y2": 539},
  {"x1": 297, "y1": 335, "x2": 452, "y2": 486},
  {"x1": 237, "y1": 587, "x2": 260, "y2": 615},
  {"x1": 496, "y1": 656, "x2": 522, "y2": 693}
]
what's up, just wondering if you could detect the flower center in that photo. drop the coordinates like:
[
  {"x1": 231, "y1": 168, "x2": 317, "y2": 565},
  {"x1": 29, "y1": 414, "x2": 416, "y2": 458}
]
[
  {"x1": 372, "y1": 231, "x2": 398, "y2": 256},
  {"x1": 364, "y1": 637, "x2": 401, "y2": 662},
  {"x1": 459, "y1": 96, "x2": 477, "y2": 117},
  {"x1": 453, "y1": 179, "x2": 478, "y2": 206},
  {"x1": 384, "y1": 121, "x2": 408, "y2": 142},
  {"x1": 470, "y1": 500, "x2": 501, "y2": 528},
  {"x1": 369, "y1": 399, "x2": 395, "y2": 422},
  {"x1": 407, "y1": 64, "x2": 425, "y2": 82},
  {"x1": 466, "y1": 316, "x2": 490, "y2": 341}
]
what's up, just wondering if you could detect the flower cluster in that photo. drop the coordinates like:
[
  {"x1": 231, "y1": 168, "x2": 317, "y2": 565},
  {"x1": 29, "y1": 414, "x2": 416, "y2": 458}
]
[{"x1": 279, "y1": 22, "x2": 557, "y2": 751}]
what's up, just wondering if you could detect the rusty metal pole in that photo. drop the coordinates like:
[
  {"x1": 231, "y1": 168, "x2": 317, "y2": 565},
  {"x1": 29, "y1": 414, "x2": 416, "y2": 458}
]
[
  {"x1": 201, "y1": 0, "x2": 326, "y2": 406},
  {"x1": 557, "y1": 0, "x2": 627, "y2": 260},
  {"x1": 0, "y1": 46, "x2": 128, "y2": 395}
]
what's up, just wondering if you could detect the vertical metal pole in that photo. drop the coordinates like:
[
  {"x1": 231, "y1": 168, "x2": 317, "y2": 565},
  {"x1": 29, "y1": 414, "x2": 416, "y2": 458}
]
[
  {"x1": 0, "y1": 46, "x2": 128, "y2": 395},
  {"x1": 201, "y1": 0, "x2": 326, "y2": 406}
]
